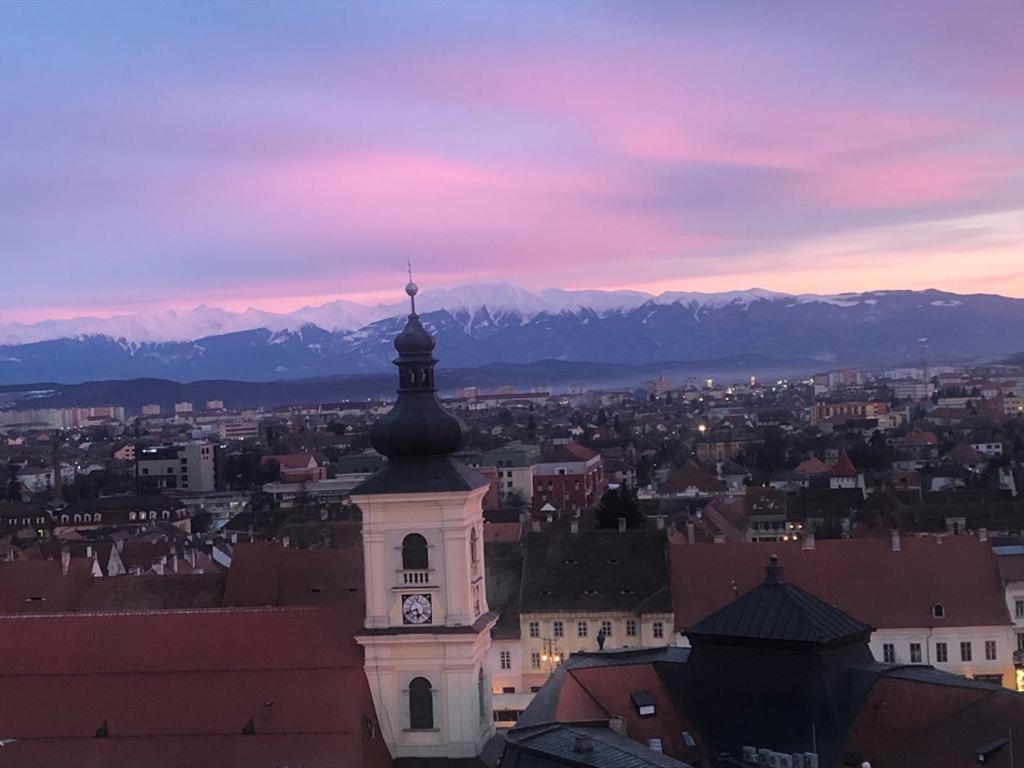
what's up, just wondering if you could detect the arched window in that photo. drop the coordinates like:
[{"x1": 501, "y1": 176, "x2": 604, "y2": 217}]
[
  {"x1": 469, "y1": 526, "x2": 479, "y2": 565},
  {"x1": 73, "y1": 514, "x2": 81, "y2": 523},
  {"x1": 402, "y1": 534, "x2": 428, "y2": 570},
  {"x1": 933, "y1": 604, "x2": 945, "y2": 619},
  {"x1": 409, "y1": 677, "x2": 433, "y2": 729}
]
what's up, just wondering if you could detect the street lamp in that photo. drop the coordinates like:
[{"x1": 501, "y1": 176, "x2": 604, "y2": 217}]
[{"x1": 540, "y1": 638, "x2": 563, "y2": 672}]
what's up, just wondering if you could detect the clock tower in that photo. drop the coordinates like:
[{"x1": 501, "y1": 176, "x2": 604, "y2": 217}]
[{"x1": 351, "y1": 280, "x2": 496, "y2": 759}]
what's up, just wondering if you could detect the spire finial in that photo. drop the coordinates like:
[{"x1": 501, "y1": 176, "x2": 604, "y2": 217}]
[{"x1": 405, "y1": 258, "x2": 418, "y2": 315}]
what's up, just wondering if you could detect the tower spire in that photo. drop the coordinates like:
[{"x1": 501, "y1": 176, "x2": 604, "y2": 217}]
[{"x1": 406, "y1": 258, "x2": 417, "y2": 315}]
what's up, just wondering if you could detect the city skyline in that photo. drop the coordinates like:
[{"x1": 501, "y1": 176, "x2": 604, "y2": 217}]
[{"x1": 2, "y1": 1, "x2": 1023, "y2": 323}]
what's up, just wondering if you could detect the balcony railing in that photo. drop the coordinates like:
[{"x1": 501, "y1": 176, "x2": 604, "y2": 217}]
[{"x1": 401, "y1": 569, "x2": 431, "y2": 586}]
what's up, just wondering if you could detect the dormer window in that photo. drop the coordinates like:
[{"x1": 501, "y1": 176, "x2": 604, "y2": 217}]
[
  {"x1": 631, "y1": 690, "x2": 656, "y2": 717},
  {"x1": 933, "y1": 603, "x2": 946, "y2": 619}
]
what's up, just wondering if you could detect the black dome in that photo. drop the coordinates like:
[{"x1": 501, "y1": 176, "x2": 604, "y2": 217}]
[
  {"x1": 368, "y1": 284, "x2": 467, "y2": 460},
  {"x1": 393, "y1": 313, "x2": 436, "y2": 356}
]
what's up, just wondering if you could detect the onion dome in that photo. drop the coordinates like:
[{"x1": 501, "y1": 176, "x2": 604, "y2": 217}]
[{"x1": 369, "y1": 281, "x2": 467, "y2": 459}]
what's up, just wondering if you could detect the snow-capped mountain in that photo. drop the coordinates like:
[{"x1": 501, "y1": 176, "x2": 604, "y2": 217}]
[
  {"x1": 0, "y1": 283, "x2": 789, "y2": 345},
  {"x1": 1, "y1": 286, "x2": 1023, "y2": 384}
]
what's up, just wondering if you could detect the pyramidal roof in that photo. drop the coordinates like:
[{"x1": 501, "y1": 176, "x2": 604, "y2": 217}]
[
  {"x1": 830, "y1": 452, "x2": 860, "y2": 478},
  {"x1": 686, "y1": 555, "x2": 873, "y2": 648}
]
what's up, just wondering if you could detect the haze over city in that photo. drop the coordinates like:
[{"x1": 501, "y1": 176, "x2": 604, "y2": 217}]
[{"x1": 2, "y1": 0, "x2": 1023, "y2": 323}]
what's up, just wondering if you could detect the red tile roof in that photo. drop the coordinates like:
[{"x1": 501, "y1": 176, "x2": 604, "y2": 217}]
[
  {"x1": 659, "y1": 461, "x2": 725, "y2": 495},
  {"x1": 670, "y1": 537, "x2": 1011, "y2": 633},
  {"x1": 794, "y1": 457, "x2": 830, "y2": 475},
  {"x1": 0, "y1": 606, "x2": 390, "y2": 768},
  {"x1": 829, "y1": 452, "x2": 860, "y2": 478},
  {"x1": 223, "y1": 543, "x2": 364, "y2": 608}
]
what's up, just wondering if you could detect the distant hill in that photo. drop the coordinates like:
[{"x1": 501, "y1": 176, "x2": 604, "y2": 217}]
[
  {"x1": 0, "y1": 355, "x2": 820, "y2": 412},
  {"x1": 1, "y1": 286, "x2": 1023, "y2": 385}
]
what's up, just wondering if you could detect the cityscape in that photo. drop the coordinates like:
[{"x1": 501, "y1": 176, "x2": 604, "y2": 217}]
[{"x1": 2, "y1": 3, "x2": 1024, "y2": 768}]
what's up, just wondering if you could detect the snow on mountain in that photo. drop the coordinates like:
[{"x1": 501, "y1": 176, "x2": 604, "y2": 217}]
[
  {"x1": 654, "y1": 287, "x2": 791, "y2": 308},
  {"x1": 4, "y1": 284, "x2": 980, "y2": 346},
  {"x1": 0, "y1": 305, "x2": 287, "y2": 346}
]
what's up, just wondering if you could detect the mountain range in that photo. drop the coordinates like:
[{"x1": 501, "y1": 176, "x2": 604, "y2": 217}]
[{"x1": 1, "y1": 284, "x2": 1022, "y2": 385}]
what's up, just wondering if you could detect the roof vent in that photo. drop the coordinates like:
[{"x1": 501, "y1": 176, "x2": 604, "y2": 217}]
[{"x1": 573, "y1": 735, "x2": 593, "y2": 753}]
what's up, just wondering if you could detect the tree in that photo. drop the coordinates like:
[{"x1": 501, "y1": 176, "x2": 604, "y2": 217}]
[{"x1": 594, "y1": 485, "x2": 644, "y2": 530}]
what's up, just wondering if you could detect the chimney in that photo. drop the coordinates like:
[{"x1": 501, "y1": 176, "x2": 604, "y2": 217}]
[
  {"x1": 891, "y1": 529, "x2": 901, "y2": 552},
  {"x1": 573, "y1": 735, "x2": 593, "y2": 753},
  {"x1": 531, "y1": 520, "x2": 541, "y2": 533},
  {"x1": 61, "y1": 547, "x2": 71, "y2": 576},
  {"x1": 185, "y1": 547, "x2": 197, "y2": 568},
  {"x1": 979, "y1": 527, "x2": 989, "y2": 543},
  {"x1": 608, "y1": 715, "x2": 626, "y2": 735},
  {"x1": 802, "y1": 532, "x2": 816, "y2": 550},
  {"x1": 570, "y1": 520, "x2": 579, "y2": 535},
  {"x1": 86, "y1": 545, "x2": 93, "y2": 558},
  {"x1": 686, "y1": 520, "x2": 695, "y2": 545},
  {"x1": 282, "y1": 536, "x2": 290, "y2": 549},
  {"x1": 618, "y1": 516, "x2": 627, "y2": 533},
  {"x1": 169, "y1": 551, "x2": 178, "y2": 573},
  {"x1": 656, "y1": 514, "x2": 665, "y2": 530},
  {"x1": 115, "y1": 538, "x2": 125, "y2": 552}
]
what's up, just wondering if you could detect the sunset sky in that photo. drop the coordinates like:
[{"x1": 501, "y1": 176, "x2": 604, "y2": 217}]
[{"x1": 2, "y1": 1, "x2": 1022, "y2": 322}]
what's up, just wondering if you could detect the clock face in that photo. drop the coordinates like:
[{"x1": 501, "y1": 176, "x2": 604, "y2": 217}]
[{"x1": 402, "y1": 593, "x2": 432, "y2": 625}]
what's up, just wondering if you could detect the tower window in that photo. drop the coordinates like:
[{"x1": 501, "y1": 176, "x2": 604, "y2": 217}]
[
  {"x1": 402, "y1": 533, "x2": 429, "y2": 570},
  {"x1": 409, "y1": 677, "x2": 433, "y2": 730},
  {"x1": 470, "y1": 526, "x2": 479, "y2": 565}
]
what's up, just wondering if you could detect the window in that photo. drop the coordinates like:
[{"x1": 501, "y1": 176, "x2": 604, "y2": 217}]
[
  {"x1": 1016, "y1": 600, "x2": 1024, "y2": 619},
  {"x1": 600, "y1": 620, "x2": 613, "y2": 637},
  {"x1": 986, "y1": 640, "x2": 997, "y2": 661},
  {"x1": 402, "y1": 533, "x2": 428, "y2": 570},
  {"x1": 652, "y1": 622, "x2": 664, "y2": 639},
  {"x1": 975, "y1": 674, "x2": 1004, "y2": 685},
  {"x1": 528, "y1": 621, "x2": 540, "y2": 639},
  {"x1": 932, "y1": 604, "x2": 945, "y2": 619},
  {"x1": 961, "y1": 641, "x2": 972, "y2": 662},
  {"x1": 936, "y1": 642, "x2": 948, "y2": 663},
  {"x1": 499, "y1": 651, "x2": 511, "y2": 670},
  {"x1": 577, "y1": 621, "x2": 588, "y2": 638},
  {"x1": 882, "y1": 643, "x2": 896, "y2": 663},
  {"x1": 910, "y1": 643, "x2": 922, "y2": 663},
  {"x1": 626, "y1": 620, "x2": 637, "y2": 637},
  {"x1": 501, "y1": 687, "x2": 516, "y2": 694},
  {"x1": 553, "y1": 620, "x2": 564, "y2": 638},
  {"x1": 469, "y1": 526, "x2": 479, "y2": 565},
  {"x1": 530, "y1": 652, "x2": 541, "y2": 670},
  {"x1": 409, "y1": 677, "x2": 433, "y2": 730},
  {"x1": 530, "y1": 686, "x2": 541, "y2": 693}
]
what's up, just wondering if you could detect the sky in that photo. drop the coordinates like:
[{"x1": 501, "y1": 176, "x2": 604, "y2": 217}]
[{"x1": 1, "y1": 0, "x2": 1023, "y2": 323}]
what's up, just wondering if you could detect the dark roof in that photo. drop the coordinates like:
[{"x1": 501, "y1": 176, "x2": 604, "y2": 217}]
[
  {"x1": 485, "y1": 540, "x2": 524, "y2": 639},
  {"x1": 520, "y1": 529, "x2": 671, "y2": 613},
  {"x1": 69, "y1": 495, "x2": 185, "y2": 512},
  {"x1": 687, "y1": 555, "x2": 873, "y2": 649},
  {"x1": 351, "y1": 456, "x2": 490, "y2": 496},
  {"x1": 505, "y1": 724, "x2": 692, "y2": 768}
]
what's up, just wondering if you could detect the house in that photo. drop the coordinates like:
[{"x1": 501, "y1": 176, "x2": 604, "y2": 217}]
[
  {"x1": 828, "y1": 451, "x2": 865, "y2": 493},
  {"x1": 532, "y1": 443, "x2": 605, "y2": 514},
  {"x1": 489, "y1": 528, "x2": 673, "y2": 727},
  {"x1": 658, "y1": 461, "x2": 725, "y2": 498},
  {"x1": 671, "y1": 536, "x2": 1016, "y2": 687},
  {"x1": 264, "y1": 453, "x2": 326, "y2": 483},
  {"x1": 506, "y1": 554, "x2": 1024, "y2": 768}
]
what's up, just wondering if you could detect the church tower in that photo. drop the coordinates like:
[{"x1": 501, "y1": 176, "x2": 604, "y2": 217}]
[{"x1": 351, "y1": 280, "x2": 496, "y2": 759}]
